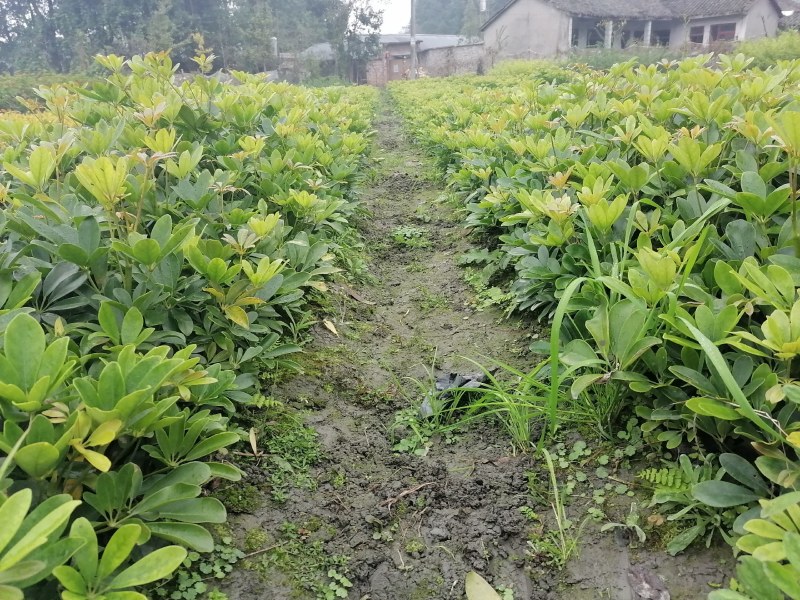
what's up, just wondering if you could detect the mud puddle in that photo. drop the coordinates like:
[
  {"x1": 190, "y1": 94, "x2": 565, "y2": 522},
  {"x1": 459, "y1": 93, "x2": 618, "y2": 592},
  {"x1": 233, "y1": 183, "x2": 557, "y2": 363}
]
[{"x1": 219, "y1": 96, "x2": 731, "y2": 600}]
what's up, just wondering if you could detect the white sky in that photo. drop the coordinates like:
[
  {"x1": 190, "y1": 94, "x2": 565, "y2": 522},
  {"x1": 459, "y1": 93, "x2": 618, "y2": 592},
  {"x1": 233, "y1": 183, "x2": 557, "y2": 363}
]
[{"x1": 377, "y1": 0, "x2": 410, "y2": 33}]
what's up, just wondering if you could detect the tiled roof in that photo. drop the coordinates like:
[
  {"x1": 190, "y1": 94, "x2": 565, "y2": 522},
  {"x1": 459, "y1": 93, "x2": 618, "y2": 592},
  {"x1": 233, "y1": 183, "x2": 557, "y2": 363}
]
[
  {"x1": 379, "y1": 34, "x2": 466, "y2": 50},
  {"x1": 481, "y1": 0, "x2": 781, "y2": 29},
  {"x1": 300, "y1": 35, "x2": 467, "y2": 61}
]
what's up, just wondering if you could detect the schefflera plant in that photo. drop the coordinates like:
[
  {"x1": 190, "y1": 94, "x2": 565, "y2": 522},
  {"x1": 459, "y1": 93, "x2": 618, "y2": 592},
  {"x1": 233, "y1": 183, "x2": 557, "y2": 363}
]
[
  {"x1": 388, "y1": 54, "x2": 800, "y2": 575},
  {"x1": 0, "y1": 312, "x2": 238, "y2": 572},
  {"x1": 0, "y1": 50, "x2": 376, "y2": 597}
]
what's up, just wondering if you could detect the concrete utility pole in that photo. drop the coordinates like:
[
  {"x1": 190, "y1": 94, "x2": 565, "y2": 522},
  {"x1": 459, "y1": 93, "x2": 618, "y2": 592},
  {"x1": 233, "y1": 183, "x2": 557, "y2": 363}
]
[{"x1": 410, "y1": 0, "x2": 417, "y2": 79}]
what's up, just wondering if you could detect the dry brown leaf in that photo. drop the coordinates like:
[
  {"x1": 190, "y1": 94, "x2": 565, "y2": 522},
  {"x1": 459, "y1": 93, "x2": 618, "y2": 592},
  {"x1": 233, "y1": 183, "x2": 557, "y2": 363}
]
[{"x1": 323, "y1": 319, "x2": 339, "y2": 336}]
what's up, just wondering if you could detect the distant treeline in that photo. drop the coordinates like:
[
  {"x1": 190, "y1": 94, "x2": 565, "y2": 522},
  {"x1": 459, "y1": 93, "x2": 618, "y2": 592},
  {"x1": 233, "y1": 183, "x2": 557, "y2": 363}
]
[
  {"x1": 415, "y1": 0, "x2": 506, "y2": 37},
  {"x1": 0, "y1": 0, "x2": 380, "y2": 74}
]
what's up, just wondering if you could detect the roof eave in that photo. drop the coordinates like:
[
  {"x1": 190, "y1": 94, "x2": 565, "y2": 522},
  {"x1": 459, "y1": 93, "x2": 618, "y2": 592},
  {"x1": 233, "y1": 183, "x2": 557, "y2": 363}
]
[{"x1": 480, "y1": 0, "x2": 520, "y2": 31}]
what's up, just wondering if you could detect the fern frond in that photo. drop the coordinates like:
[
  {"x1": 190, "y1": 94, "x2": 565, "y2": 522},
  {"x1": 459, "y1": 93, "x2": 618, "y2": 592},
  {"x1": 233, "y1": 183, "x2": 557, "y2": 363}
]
[{"x1": 637, "y1": 467, "x2": 691, "y2": 492}]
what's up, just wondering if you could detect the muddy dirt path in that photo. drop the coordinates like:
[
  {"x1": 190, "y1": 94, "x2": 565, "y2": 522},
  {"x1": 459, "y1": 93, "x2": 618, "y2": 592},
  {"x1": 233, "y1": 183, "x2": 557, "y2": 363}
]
[{"x1": 219, "y1": 97, "x2": 731, "y2": 600}]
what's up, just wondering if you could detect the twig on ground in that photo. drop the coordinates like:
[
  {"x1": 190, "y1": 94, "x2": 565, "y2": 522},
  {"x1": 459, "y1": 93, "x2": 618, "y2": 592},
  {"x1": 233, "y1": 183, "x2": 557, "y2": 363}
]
[{"x1": 379, "y1": 481, "x2": 435, "y2": 510}]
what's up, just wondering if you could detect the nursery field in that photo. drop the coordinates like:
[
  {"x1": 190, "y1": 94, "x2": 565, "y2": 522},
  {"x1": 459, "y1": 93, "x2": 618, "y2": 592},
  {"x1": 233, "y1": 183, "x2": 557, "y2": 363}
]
[{"x1": 1, "y1": 51, "x2": 799, "y2": 600}]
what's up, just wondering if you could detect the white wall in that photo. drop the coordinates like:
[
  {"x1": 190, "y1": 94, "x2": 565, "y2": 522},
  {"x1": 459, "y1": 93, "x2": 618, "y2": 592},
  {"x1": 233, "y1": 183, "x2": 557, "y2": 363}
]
[
  {"x1": 670, "y1": 0, "x2": 779, "y2": 48},
  {"x1": 484, "y1": 0, "x2": 780, "y2": 58},
  {"x1": 483, "y1": 0, "x2": 572, "y2": 60},
  {"x1": 670, "y1": 16, "x2": 743, "y2": 47},
  {"x1": 743, "y1": 0, "x2": 780, "y2": 39}
]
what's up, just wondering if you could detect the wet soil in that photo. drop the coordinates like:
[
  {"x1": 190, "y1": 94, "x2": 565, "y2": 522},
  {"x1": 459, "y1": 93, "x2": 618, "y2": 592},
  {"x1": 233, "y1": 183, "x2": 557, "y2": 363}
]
[{"x1": 219, "y1": 97, "x2": 732, "y2": 600}]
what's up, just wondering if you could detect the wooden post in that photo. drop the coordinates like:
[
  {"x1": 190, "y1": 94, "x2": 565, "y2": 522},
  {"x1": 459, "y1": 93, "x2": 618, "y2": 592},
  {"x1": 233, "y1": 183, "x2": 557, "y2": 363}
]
[
  {"x1": 604, "y1": 20, "x2": 613, "y2": 48},
  {"x1": 643, "y1": 21, "x2": 652, "y2": 46},
  {"x1": 410, "y1": 0, "x2": 417, "y2": 79}
]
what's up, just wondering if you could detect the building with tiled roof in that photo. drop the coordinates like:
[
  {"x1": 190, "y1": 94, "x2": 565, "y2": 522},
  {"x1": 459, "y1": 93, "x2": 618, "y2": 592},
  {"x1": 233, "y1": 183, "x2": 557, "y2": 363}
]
[{"x1": 482, "y1": 0, "x2": 788, "y2": 59}]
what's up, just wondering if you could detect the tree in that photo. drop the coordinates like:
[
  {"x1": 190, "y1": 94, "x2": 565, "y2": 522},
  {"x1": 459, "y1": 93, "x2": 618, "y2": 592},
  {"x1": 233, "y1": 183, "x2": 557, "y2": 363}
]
[
  {"x1": 414, "y1": 0, "x2": 505, "y2": 37},
  {"x1": 336, "y1": 0, "x2": 382, "y2": 82},
  {"x1": 0, "y1": 0, "x2": 384, "y2": 75},
  {"x1": 227, "y1": 0, "x2": 273, "y2": 71},
  {"x1": 415, "y1": 0, "x2": 463, "y2": 34}
]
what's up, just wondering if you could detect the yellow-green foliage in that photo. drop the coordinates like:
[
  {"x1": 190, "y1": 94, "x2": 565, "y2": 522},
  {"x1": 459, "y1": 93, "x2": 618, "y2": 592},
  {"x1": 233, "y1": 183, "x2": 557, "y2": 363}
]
[
  {"x1": 738, "y1": 30, "x2": 800, "y2": 69},
  {"x1": 0, "y1": 52, "x2": 377, "y2": 596},
  {"x1": 489, "y1": 58, "x2": 572, "y2": 81},
  {"x1": 0, "y1": 72, "x2": 91, "y2": 110},
  {"x1": 389, "y1": 54, "x2": 800, "y2": 589}
]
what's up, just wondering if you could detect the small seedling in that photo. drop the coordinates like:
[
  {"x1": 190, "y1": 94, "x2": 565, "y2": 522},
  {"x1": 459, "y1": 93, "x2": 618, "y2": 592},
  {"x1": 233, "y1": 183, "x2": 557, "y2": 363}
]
[
  {"x1": 600, "y1": 503, "x2": 647, "y2": 545},
  {"x1": 392, "y1": 225, "x2": 430, "y2": 248}
]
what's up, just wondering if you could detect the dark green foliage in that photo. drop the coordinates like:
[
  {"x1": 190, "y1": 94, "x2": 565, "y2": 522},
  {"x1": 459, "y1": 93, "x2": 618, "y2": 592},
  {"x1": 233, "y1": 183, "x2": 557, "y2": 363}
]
[
  {"x1": 414, "y1": 0, "x2": 505, "y2": 36},
  {"x1": 0, "y1": 0, "x2": 382, "y2": 75}
]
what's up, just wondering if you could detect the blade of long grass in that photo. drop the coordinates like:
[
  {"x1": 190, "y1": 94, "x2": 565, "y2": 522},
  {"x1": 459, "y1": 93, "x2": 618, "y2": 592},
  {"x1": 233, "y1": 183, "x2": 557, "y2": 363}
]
[
  {"x1": 680, "y1": 318, "x2": 781, "y2": 442},
  {"x1": 543, "y1": 276, "x2": 587, "y2": 447}
]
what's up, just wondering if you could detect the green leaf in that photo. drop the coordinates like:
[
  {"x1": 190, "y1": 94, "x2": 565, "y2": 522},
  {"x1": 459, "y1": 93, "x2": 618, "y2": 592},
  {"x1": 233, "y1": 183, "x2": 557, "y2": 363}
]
[
  {"x1": 206, "y1": 462, "x2": 243, "y2": 482},
  {"x1": 679, "y1": 318, "x2": 780, "y2": 442},
  {"x1": 737, "y1": 556, "x2": 783, "y2": 600},
  {"x1": 0, "y1": 560, "x2": 45, "y2": 585},
  {"x1": 785, "y1": 532, "x2": 800, "y2": 567},
  {"x1": 223, "y1": 305, "x2": 250, "y2": 329},
  {"x1": 720, "y1": 453, "x2": 769, "y2": 496},
  {"x1": 3, "y1": 273, "x2": 41, "y2": 310},
  {"x1": 153, "y1": 497, "x2": 226, "y2": 524},
  {"x1": 743, "y1": 519, "x2": 787, "y2": 540},
  {"x1": 97, "y1": 525, "x2": 141, "y2": 582},
  {"x1": 685, "y1": 397, "x2": 741, "y2": 420},
  {"x1": 98, "y1": 303, "x2": 120, "y2": 344},
  {"x1": 0, "y1": 490, "x2": 32, "y2": 555},
  {"x1": 761, "y1": 491, "x2": 800, "y2": 518},
  {"x1": 762, "y1": 562, "x2": 800, "y2": 599},
  {"x1": 692, "y1": 481, "x2": 761, "y2": 508},
  {"x1": 150, "y1": 215, "x2": 173, "y2": 248},
  {"x1": 14, "y1": 443, "x2": 60, "y2": 479},
  {"x1": 52, "y1": 566, "x2": 86, "y2": 594},
  {"x1": 0, "y1": 497, "x2": 80, "y2": 571},
  {"x1": 4, "y1": 314, "x2": 45, "y2": 390},
  {"x1": 12, "y1": 537, "x2": 84, "y2": 589},
  {"x1": 708, "y1": 592, "x2": 751, "y2": 600},
  {"x1": 183, "y1": 432, "x2": 240, "y2": 462},
  {"x1": 0, "y1": 584, "x2": 24, "y2": 600},
  {"x1": 37, "y1": 336, "x2": 70, "y2": 381},
  {"x1": 741, "y1": 171, "x2": 766, "y2": 197},
  {"x1": 146, "y1": 523, "x2": 214, "y2": 553},
  {"x1": 28, "y1": 146, "x2": 56, "y2": 190},
  {"x1": 666, "y1": 524, "x2": 703, "y2": 555},
  {"x1": 120, "y1": 308, "x2": 144, "y2": 346},
  {"x1": 69, "y1": 519, "x2": 98, "y2": 584},
  {"x1": 108, "y1": 546, "x2": 187, "y2": 590},
  {"x1": 132, "y1": 239, "x2": 161, "y2": 266}
]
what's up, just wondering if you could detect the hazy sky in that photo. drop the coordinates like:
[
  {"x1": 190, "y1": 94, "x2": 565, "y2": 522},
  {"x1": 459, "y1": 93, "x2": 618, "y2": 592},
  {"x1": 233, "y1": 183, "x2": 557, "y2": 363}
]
[{"x1": 379, "y1": 0, "x2": 410, "y2": 33}]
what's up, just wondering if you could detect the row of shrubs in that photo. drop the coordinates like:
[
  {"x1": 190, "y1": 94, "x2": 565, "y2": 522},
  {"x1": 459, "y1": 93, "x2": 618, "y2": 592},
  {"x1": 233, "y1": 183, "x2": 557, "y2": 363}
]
[
  {"x1": 0, "y1": 53, "x2": 376, "y2": 597},
  {"x1": 391, "y1": 53, "x2": 800, "y2": 598},
  {"x1": 0, "y1": 72, "x2": 93, "y2": 111},
  {"x1": 488, "y1": 30, "x2": 800, "y2": 75}
]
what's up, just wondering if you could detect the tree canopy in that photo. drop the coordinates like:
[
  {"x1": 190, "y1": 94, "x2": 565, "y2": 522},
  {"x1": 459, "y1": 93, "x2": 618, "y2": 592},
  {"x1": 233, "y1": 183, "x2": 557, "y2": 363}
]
[
  {"x1": 0, "y1": 0, "x2": 382, "y2": 74},
  {"x1": 414, "y1": 0, "x2": 504, "y2": 37}
]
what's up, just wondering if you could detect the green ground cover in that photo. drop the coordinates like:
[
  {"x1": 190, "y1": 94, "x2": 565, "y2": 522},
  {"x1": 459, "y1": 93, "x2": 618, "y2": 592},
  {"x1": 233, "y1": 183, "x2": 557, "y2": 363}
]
[{"x1": 390, "y1": 53, "x2": 800, "y2": 599}]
